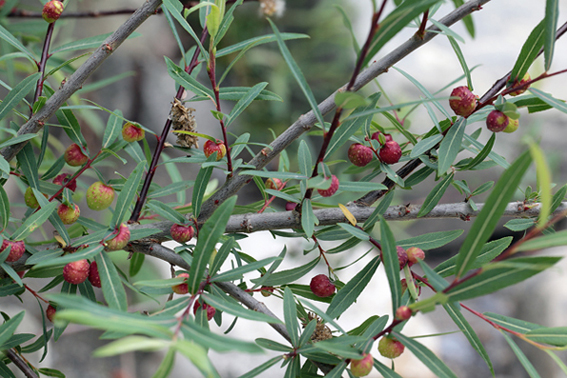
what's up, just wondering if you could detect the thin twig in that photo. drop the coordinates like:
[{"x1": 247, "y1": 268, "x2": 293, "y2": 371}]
[
  {"x1": 129, "y1": 27, "x2": 209, "y2": 223},
  {"x1": 31, "y1": 22, "x2": 55, "y2": 110}
]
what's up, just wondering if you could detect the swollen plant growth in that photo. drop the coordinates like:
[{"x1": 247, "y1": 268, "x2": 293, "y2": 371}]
[{"x1": 1, "y1": 0, "x2": 567, "y2": 377}]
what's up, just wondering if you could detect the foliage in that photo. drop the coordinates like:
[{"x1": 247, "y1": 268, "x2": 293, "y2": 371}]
[{"x1": 0, "y1": 0, "x2": 566, "y2": 377}]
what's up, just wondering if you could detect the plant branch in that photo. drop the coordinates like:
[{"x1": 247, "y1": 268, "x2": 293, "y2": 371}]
[
  {"x1": 197, "y1": 0, "x2": 492, "y2": 221},
  {"x1": 0, "y1": 0, "x2": 163, "y2": 162},
  {"x1": 3, "y1": 349, "x2": 39, "y2": 378},
  {"x1": 7, "y1": 8, "x2": 164, "y2": 18},
  {"x1": 4, "y1": 200, "x2": 563, "y2": 279}
]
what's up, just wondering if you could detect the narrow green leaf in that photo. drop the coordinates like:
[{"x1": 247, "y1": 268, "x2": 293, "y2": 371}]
[
  {"x1": 298, "y1": 140, "x2": 312, "y2": 177},
  {"x1": 255, "y1": 338, "x2": 292, "y2": 352},
  {"x1": 438, "y1": 118, "x2": 466, "y2": 174},
  {"x1": 225, "y1": 82, "x2": 268, "y2": 127},
  {"x1": 0, "y1": 23, "x2": 34, "y2": 57},
  {"x1": 206, "y1": 4, "x2": 221, "y2": 39},
  {"x1": 528, "y1": 87, "x2": 567, "y2": 115},
  {"x1": 192, "y1": 161, "x2": 214, "y2": 218},
  {"x1": 162, "y1": 0, "x2": 208, "y2": 59},
  {"x1": 152, "y1": 347, "x2": 175, "y2": 378},
  {"x1": 339, "y1": 181, "x2": 388, "y2": 192},
  {"x1": 510, "y1": 20, "x2": 545, "y2": 83},
  {"x1": 148, "y1": 181, "x2": 195, "y2": 199},
  {"x1": 397, "y1": 230, "x2": 463, "y2": 251},
  {"x1": 471, "y1": 181, "x2": 494, "y2": 197},
  {"x1": 56, "y1": 108, "x2": 88, "y2": 149},
  {"x1": 52, "y1": 32, "x2": 139, "y2": 54},
  {"x1": 528, "y1": 141, "x2": 551, "y2": 228},
  {"x1": 395, "y1": 67, "x2": 451, "y2": 120},
  {"x1": 202, "y1": 294, "x2": 283, "y2": 324},
  {"x1": 188, "y1": 196, "x2": 237, "y2": 293},
  {"x1": 301, "y1": 199, "x2": 318, "y2": 238},
  {"x1": 454, "y1": 151, "x2": 531, "y2": 278},
  {"x1": 102, "y1": 110, "x2": 123, "y2": 149},
  {"x1": 0, "y1": 311, "x2": 25, "y2": 346},
  {"x1": 324, "y1": 361, "x2": 347, "y2": 378},
  {"x1": 268, "y1": 19, "x2": 326, "y2": 130},
  {"x1": 450, "y1": 0, "x2": 475, "y2": 37},
  {"x1": 0, "y1": 185, "x2": 9, "y2": 231},
  {"x1": 393, "y1": 332, "x2": 458, "y2": 378},
  {"x1": 545, "y1": 350, "x2": 567, "y2": 375},
  {"x1": 129, "y1": 251, "x2": 145, "y2": 277},
  {"x1": 110, "y1": 161, "x2": 146, "y2": 227},
  {"x1": 217, "y1": 33, "x2": 308, "y2": 57},
  {"x1": 16, "y1": 143, "x2": 39, "y2": 189},
  {"x1": 337, "y1": 223, "x2": 369, "y2": 241},
  {"x1": 430, "y1": 18, "x2": 465, "y2": 43},
  {"x1": 237, "y1": 356, "x2": 283, "y2": 378},
  {"x1": 0, "y1": 134, "x2": 38, "y2": 149},
  {"x1": 544, "y1": 0, "x2": 559, "y2": 71},
  {"x1": 417, "y1": 173, "x2": 454, "y2": 217},
  {"x1": 94, "y1": 250, "x2": 128, "y2": 311},
  {"x1": 211, "y1": 256, "x2": 280, "y2": 283},
  {"x1": 327, "y1": 256, "x2": 380, "y2": 319},
  {"x1": 516, "y1": 230, "x2": 567, "y2": 252},
  {"x1": 11, "y1": 202, "x2": 58, "y2": 241},
  {"x1": 325, "y1": 92, "x2": 381, "y2": 159},
  {"x1": 283, "y1": 356, "x2": 300, "y2": 378},
  {"x1": 251, "y1": 257, "x2": 319, "y2": 287},
  {"x1": 434, "y1": 237, "x2": 513, "y2": 277},
  {"x1": 363, "y1": 190, "x2": 395, "y2": 229},
  {"x1": 240, "y1": 170, "x2": 308, "y2": 180},
  {"x1": 373, "y1": 359, "x2": 404, "y2": 378},
  {"x1": 174, "y1": 339, "x2": 219, "y2": 378},
  {"x1": 94, "y1": 336, "x2": 169, "y2": 357},
  {"x1": 297, "y1": 319, "x2": 318, "y2": 348},
  {"x1": 502, "y1": 332, "x2": 541, "y2": 378},
  {"x1": 379, "y1": 217, "x2": 403, "y2": 313},
  {"x1": 37, "y1": 368, "x2": 65, "y2": 378},
  {"x1": 146, "y1": 200, "x2": 187, "y2": 225},
  {"x1": 483, "y1": 312, "x2": 539, "y2": 334},
  {"x1": 525, "y1": 327, "x2": 567, "y2": 347},
  {"x1": 182, "y1": 318, "x2": 263, "y2": 351},
  {"x1": 447, "y1": 256, "x2": 561, "y2": 301},
  {"x1": 34, "y1": 244, "x2": 102, "y2": 268},
  {"x1": 191, "y1": 87, "x2": 282, "y2": 102},
  {"x1": 165, "y1": 57, "x2": 213, "y2": 99},
  {"x1": 504, "y1": 218, "x2": 535, "y2": 232},
  {"x1": 463, "y1": 134, "x2": 509, "y2": 169},
  {"x1": 283, "y1": 286, "x2": 300, "y2": 347},
  {"x1": 313, "y1": 340, "x2": 363, "y2": 359},
  {"x1": 443, "y1": 303, "x2": 494, "y2": 374},
  {"x1": 208, "y1": 237, "x2": 234, "y2": 278},
  {"x1": 410, "y1": 135, "x2": 443, "y2": 158},
  {"x1": 447, "y1": 36, "x2": 472, "y2": 90}
]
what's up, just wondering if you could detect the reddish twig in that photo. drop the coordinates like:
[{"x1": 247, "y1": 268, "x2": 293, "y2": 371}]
[
  {"x1": 417, "y1": 9, "x2": 430, "y2": 39},
  {"x1": 129, "y1": 28, "x2": 209, "y2": 223},
  {"x1": 206, "y1": 49, "x2": 234, "y2": 176},
  {"x1": 31, "y1": 22, "x2": 55, "y2": 113}
]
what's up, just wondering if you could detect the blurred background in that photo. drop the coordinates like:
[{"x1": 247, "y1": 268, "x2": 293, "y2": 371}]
[{"x1": 2, "y1": 0, "x2": 567, "y2": 377}]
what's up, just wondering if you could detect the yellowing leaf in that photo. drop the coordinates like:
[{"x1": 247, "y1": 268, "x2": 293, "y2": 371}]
[{"x1": 338, "y1": 203, "x2": 357, "y2": 226}]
